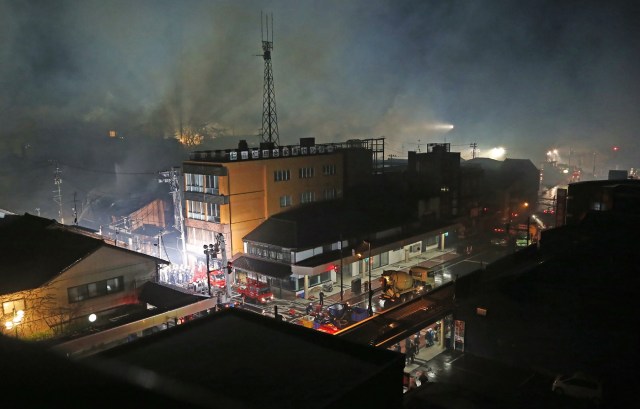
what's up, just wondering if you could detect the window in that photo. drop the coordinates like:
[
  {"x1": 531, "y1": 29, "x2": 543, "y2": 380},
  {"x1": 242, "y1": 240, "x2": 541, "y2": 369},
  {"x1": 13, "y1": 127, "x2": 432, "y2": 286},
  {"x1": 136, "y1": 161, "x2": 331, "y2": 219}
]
[
  {"x1": 322, "y1": 164, "x2": 336, "y2": 175},
  {"x1": 274, "y1": 169, "x2": 290, "y2": 182},
  {"x1": 324, "y1": 187, "x2": 336, "y2": 200},
  {"x1": 187, "y1": 200, "x2": 205, "y2": 220},
  {"x1": 299, "y1": 167, "x2": 314, "y2": 179},
  {"x1": 206, "y1": 203, "x2": 220, "y2": 222},
  {"x1": 247, "y1": 243, "x2": 289, "y2": 262},
  {"x1": 3, "y1": 299, "x2": 25, "y2": 315},
  {"x1": 185, "y1": 173, "x2": 204, "y2": 192},
  {"x1": 371, "y1": 253, "x2": 389, "y2": 269},
  {"x1": 204, "y1": 175, "x2": 218, "y2": 194},
  {"x1": 186, "y1": 173, "x2": 218, "y2": 193},
  {"x1": 68, "y1": 276, "x2": 124, "y2": 303},
  {"x1": 280, "y1": 195, "x2": 293, "y2": 208},
  {"x1": 300, "y1": 191, "x2": 315, "y2": 204}
]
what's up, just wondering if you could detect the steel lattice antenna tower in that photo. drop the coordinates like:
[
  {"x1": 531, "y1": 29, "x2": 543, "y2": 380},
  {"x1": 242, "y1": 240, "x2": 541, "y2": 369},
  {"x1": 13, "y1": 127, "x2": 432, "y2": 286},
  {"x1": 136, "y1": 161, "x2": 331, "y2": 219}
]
[{"x1": 259, "y1": 12, "x2": 279, "y2": 146}]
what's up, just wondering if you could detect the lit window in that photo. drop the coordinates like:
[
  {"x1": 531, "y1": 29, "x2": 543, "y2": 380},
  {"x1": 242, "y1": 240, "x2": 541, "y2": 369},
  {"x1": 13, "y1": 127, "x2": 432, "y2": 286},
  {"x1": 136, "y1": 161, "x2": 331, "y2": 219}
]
[
  {"x1": 187, "y1": 200, "x2": 206, "y2": 220},
  {"x1": 206, "y1": 203, "x2": 220, "y2": 222},
  {"x1": 185, "y1": 173, "x2": 205, "y2": 192}
]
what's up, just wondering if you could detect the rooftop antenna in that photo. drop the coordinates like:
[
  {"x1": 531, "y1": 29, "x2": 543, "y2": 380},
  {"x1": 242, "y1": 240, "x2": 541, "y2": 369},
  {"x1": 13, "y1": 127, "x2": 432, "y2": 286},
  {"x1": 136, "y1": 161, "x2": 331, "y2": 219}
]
[
  {"x1": 258, "y1": 11, "x2": 280, "y2": 146},
  {"x1": 53, "y1": 162, "x2": 64, "y2": 224}
]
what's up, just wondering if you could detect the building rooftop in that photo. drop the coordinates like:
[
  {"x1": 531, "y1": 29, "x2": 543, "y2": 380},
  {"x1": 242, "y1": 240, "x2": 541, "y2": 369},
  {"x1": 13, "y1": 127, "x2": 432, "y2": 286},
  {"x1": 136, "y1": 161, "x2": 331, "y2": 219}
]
[
  {"x1": 188, "y1": 138, "x2": 383, "y2": 164},
  {"x1": 0, "y1": 213, "x2": 167, "y2": 296},
  {"x1": 89, "y1": 308, "x2": 405, "y2": 409}
]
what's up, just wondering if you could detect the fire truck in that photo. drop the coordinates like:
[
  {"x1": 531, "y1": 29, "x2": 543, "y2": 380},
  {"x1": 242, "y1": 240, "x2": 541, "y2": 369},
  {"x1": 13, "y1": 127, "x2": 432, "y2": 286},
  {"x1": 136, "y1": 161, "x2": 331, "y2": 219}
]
[
  {"x1": 210, "y1": 271, "x2": 226, "y2": 289},
  {"x1": 236, "y1": 278, "x2": 274, "y2": 304}
]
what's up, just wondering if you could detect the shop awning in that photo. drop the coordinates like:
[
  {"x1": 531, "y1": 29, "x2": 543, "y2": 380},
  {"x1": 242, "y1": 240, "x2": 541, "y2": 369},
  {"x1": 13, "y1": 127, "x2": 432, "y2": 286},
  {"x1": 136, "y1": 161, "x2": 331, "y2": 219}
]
[{"x1": 233, "y1": 256, "x2": 292, "y2": 280}]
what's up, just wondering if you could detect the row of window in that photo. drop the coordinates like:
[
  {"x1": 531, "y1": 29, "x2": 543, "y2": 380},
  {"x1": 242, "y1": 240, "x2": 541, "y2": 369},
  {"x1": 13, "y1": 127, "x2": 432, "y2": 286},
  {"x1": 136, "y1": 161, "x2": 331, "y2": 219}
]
[
  {"x1": 187, "y1": 227, "x2": 220, "y2": 244},
  {"x1": 185, "y1": 173, "x2": 219, "y2": 194},
  {"x1": 186, "y1": 200, "x2": 220, "y2": 222},
  {"x1": 273, "y1": 164, "x2": 337, "y2": 182},
  {"x1": 67, "y1": 276, "x2": 124, "y2": 303},
  {"x1": 279, "y1": 188, "x2": 337, "y2": 208},
  {"x1": 247, "y1": 243, "x2": 291, "y2": 262},
  {"x1": 185, "y1": 187, "x2": 337, "y2": 217}
]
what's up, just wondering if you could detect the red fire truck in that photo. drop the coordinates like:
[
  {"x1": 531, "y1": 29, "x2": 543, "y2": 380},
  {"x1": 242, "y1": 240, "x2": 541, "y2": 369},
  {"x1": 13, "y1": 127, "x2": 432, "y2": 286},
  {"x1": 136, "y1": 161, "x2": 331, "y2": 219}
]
[
  {"x1": 210, "y1": 271, "x2": 227, "y2": 289},
  {"x1": 236, "y1": 279, "x2": 274, "y2": 304}
]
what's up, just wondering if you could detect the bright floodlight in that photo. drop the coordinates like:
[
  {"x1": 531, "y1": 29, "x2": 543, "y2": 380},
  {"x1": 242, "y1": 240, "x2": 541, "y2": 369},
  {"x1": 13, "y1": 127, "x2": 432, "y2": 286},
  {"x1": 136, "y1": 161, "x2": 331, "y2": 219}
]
[
  {"x1": 88, "y1": 313, "x2": 97, "y2": 323},
  {"x1": 489, "y1": 147, "x2": 506, "y2": 159},
  {"x1": 425, "y1": 122, "x2": 453, "y2": 131}
]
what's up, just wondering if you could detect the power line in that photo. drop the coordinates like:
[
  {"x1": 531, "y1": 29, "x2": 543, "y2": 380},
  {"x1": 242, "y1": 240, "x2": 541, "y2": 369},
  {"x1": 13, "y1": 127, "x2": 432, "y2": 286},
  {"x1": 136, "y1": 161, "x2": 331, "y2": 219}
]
[{"x1": 58, "y1": 162, "x2": 160, "y2": 175}]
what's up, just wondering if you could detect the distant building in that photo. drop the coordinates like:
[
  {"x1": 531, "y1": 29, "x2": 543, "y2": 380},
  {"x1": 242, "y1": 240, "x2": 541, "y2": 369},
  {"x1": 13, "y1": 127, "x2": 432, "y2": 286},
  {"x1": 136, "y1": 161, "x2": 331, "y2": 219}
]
[
  {"x1": 181, "y1": 138, "x2": 382, "y2": 259},
  {"x1": 608, "y1": 169, "x2": 629, "y2": 180},
  {"x1": 462, "y1": 157, "x2": 539, "y2": 219},
  {"x1": 564, "y1": 179, "x2": 640, "y2": 225},
  {"x1": 106, "y1": 198, "x2": 172, "y2": 257},
  {"x1": 407, "y1": 143, "x2": 461, "y2": 220},
  {"x1": 0, "y1": 214, "x2": 167, "y2": 340}
]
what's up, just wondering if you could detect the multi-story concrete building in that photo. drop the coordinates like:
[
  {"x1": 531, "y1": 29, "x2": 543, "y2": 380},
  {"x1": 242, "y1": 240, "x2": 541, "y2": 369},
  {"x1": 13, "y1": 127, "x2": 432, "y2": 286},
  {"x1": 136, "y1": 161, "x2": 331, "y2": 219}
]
[
  {"x1": 182, "y1": 138, "x2": 382, "y2": 260},
  {"x1": 407, "y1": 143, "x2": 462, "y2": 221}
]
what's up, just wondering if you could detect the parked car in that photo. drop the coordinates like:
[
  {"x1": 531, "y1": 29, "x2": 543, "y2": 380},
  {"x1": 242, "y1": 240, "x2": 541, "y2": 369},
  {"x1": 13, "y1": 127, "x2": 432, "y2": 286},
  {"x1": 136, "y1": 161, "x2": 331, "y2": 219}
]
[{"x1": 552, "y1": 372, "x2": 602, "y2": 404}]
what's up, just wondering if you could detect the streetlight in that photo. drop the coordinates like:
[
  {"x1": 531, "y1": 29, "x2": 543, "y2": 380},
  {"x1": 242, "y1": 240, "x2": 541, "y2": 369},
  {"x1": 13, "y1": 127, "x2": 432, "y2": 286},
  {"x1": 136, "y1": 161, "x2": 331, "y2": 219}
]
[
  {"x1": 355, "y1": 240, "x2": 373, "y2": 316},
  {"x1": 203, "y1": 243, "x2": 217, "y2": 297}
]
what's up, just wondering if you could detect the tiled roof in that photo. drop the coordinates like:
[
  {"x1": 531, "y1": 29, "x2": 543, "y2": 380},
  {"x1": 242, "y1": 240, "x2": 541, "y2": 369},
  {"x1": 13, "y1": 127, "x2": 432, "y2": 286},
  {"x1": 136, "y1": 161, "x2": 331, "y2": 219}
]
[
  {"x1": 243, "y1": 201, "x2": 392, "y2": 249},
  {"x1": 0, "y1": 214, "x2": 103, "y2": 295},
  {"x1": 0, "y1": 213, "x2": 167, "y2": 296}
]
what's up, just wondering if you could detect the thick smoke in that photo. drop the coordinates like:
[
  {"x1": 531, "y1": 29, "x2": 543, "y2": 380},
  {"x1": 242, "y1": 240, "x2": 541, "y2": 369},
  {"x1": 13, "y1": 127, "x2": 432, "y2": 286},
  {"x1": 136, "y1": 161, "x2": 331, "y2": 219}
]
[{"x1": 1, "y1": 0, "x2": 639, "y2": 218}]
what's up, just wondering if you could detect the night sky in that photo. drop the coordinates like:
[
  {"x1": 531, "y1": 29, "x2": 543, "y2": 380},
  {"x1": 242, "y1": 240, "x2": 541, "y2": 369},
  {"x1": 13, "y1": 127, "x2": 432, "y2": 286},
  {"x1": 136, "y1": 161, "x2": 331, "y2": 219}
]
[{"x1": 1, "y1": 0, "x2": 638, "y2": 215}]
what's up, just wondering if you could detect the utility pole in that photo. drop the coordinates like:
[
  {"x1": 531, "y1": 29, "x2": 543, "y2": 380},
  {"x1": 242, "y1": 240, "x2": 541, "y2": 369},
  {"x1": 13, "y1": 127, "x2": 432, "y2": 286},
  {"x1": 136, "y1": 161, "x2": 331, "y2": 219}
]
[
  {"x1": 469, "y1": 142, "x2": 478, "y2": 159},
  {"x1": 159, "y1": 167, "x2": 187, "y2": 265},
  {"x1": 339, "y1": 233, "x2": 344, "y2": 302},
  {"x1": 72, "y1": 192, "x2": 78, "y2": 225}
]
